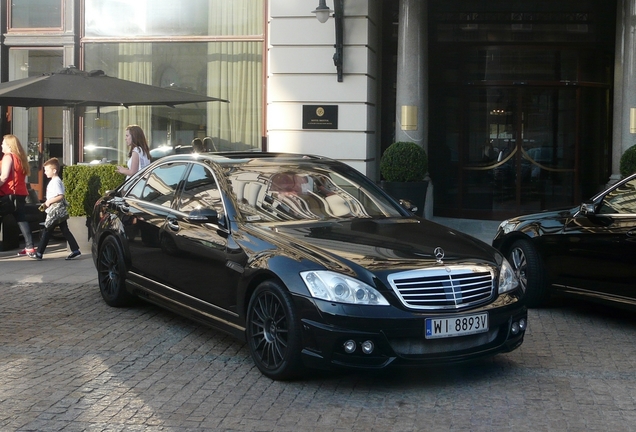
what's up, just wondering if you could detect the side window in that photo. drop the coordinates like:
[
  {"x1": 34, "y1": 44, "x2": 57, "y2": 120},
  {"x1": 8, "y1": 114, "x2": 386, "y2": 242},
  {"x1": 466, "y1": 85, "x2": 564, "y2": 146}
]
[
  {"x1": 134, "y1": 162, "x2": 188, "y2": 207},
  {"x1": 126, "y1": 177, "x2": 147, "y2": 199},
  {"x1": 598, "y1": 179, "x2": 636, "y2": 214},
  {"x1": 178, "y1": 163, "x2": 223, "y2": 213}
]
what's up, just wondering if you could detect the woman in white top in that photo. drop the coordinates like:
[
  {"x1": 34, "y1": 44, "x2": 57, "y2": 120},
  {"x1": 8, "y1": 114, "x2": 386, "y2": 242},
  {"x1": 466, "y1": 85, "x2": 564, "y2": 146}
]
[{"x1": 117, "y1": 125, "x2": 151, "y2": 178}]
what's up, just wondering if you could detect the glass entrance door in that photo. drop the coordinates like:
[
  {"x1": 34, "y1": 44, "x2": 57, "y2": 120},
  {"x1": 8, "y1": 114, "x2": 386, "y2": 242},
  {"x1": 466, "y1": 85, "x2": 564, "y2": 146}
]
[
  {"x1": 461, "y1": 87, "x2": 576, "y2": 217},
  {"x1": 9, "y1": 49, "x2": 64, "y2": 199}
]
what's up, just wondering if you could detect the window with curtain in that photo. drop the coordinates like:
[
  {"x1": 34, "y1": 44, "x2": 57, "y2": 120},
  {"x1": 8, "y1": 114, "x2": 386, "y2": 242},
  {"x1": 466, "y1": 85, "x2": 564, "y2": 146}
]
[
  {"x1": 82, "y1": 0, "x2": 264, "y2": 164},
  {"x1": 85, "y1": 0, "x2": 263, "y2": 37}
]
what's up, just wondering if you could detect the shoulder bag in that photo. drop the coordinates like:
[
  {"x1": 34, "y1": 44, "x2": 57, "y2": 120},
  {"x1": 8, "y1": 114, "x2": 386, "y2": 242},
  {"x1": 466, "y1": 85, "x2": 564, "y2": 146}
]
[
  {"x1": 44, "y1": 199, "x2": 70, "y2": 228},
  {"x1": 0, "y1": 194, "x2": 16, "y2": 216}
]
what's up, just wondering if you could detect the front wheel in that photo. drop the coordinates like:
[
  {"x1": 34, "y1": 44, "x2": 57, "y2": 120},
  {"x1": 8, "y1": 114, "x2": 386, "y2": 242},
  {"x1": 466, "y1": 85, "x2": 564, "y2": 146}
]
[
  {"x1": 508, "y1": 239, "x2": 549, "y2": 307},
  {"x1": 246, "y1": 281, "x2": 303, "y2": 380},
  {"x1": 97, "y1": 236, "x2": 135, "y2": 307}
]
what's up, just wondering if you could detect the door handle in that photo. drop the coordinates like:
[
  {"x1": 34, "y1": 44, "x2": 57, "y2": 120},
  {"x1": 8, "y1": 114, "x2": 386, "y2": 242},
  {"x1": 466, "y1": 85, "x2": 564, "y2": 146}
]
[
  {"x1": 166, "y1": 217, "x2": 179, "y2": 232},
  {"x1": 627, "y1": 229, "x2": 636, "y2": 237}
]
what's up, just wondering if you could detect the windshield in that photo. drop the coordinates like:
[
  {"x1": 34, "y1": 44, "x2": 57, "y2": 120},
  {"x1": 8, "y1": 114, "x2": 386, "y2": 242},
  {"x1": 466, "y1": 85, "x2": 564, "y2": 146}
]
[{"x1": 225, "y1": 161, "x2": 404, "y2": 222}]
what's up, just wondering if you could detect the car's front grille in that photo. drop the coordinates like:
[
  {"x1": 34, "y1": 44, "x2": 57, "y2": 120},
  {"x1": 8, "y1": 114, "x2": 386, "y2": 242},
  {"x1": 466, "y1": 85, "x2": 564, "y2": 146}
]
[{"x1": 387, "y1": 266, "x2": 495, "y2": 310}]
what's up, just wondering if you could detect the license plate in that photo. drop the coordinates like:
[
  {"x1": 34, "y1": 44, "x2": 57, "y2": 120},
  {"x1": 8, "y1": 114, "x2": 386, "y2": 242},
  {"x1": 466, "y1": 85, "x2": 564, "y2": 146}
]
[{"x1": 425, "y1": 313, "x2": 488, "y2": 339}]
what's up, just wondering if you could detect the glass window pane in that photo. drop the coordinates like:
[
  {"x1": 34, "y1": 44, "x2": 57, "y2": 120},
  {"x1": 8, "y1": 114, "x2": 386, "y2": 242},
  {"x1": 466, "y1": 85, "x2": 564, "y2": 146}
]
[
  {"x1": 83, "y1": 41, "x2": 262, "y2": 163},
  {"x1": 10, "y1": 0, "x2": 62, "y2": 28},
  {"x1": 85, "y1": 0, "x2": 263, "y2": 37},
  {"x1": 9, "y1": 49, "x2": 63, "y2": 190},
  {"x1": 140, "y1": 163, "x2": 188, "y2": 207},
  {"x1": 599, "y1": 179, "x2": 636, "y2": 214},
  {"x1": 179, "y1": 164, "x2": 222, "y2": 213}
]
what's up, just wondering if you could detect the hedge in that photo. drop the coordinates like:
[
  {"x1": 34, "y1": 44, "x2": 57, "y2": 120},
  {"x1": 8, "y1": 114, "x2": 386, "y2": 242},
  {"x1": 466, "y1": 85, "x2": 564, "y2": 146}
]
[
  {"x1": 63, "y1": 164, "x2": 125, "y2": 217},
  {"x1": 620, "y1": 144, "x2": 636, "y2": 178}
]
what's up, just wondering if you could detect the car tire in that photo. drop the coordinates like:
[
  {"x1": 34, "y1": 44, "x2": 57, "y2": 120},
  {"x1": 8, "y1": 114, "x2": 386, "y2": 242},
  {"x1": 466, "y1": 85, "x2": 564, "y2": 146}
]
[
  {"x1": 508, "y1": 239, "x2": 549, "y2": 307},
  {"x1": 97, "y1": 236, "x2": 135, "y2": 307},
  {"x1": 246, "y1": 280, "x2": 303, "y2": 380}
]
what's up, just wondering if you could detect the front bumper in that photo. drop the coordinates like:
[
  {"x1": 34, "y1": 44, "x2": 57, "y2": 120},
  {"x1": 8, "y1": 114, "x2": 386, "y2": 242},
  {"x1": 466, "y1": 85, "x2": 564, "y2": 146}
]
[{"x1": 297, "y1": 297, "x2": 527, "y2": 371}]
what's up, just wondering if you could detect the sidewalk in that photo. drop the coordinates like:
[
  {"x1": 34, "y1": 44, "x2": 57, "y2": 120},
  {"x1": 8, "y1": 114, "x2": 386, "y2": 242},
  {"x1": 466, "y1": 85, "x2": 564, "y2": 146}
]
[{"x1": 0, "y1": 239, "x2": 96, "y2": 285}]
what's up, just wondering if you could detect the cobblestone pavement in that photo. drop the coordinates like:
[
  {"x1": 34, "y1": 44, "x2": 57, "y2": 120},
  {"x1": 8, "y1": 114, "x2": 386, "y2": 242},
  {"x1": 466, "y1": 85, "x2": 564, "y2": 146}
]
[{"x1": 1, "y1": 280, "x2": 636, "y2": 431}]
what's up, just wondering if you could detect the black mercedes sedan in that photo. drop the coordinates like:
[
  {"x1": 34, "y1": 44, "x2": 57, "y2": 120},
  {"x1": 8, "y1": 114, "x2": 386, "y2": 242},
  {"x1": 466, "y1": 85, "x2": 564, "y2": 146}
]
[
  {"x1": 91, "y1": 152, "x2": 526, "y2": 380},
  {"x1": 493, "y1": 173, "x2": 636, "y2": 309}
]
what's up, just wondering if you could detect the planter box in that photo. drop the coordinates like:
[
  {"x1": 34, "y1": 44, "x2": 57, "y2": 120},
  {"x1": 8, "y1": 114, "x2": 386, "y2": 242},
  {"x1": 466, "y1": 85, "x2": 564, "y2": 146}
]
[
  {"x1": 65, "y1": 216, "x2": 92, "y2": 253},
  {"x1": 380, "y1": 180, "x2": 428, "y2": 217}
]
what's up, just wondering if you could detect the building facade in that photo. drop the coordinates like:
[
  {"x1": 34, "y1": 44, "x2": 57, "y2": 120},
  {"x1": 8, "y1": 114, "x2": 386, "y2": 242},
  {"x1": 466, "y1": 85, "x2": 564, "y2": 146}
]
[{"x1": 0, "y1": 0, "x2": 632, "y2": 221}]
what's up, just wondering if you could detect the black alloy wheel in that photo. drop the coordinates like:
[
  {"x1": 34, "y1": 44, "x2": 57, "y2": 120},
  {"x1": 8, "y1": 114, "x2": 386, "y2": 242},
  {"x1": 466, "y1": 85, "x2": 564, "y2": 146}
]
[
  {"x1": 246, "y1": 281, "x2": 303, "y2": 380},
  {"x1": 508, "y1": 239, "x2": 549, "y2": 307},
  {"x1": 97, "y1": 236, "x2": 134, "y2": 307}
]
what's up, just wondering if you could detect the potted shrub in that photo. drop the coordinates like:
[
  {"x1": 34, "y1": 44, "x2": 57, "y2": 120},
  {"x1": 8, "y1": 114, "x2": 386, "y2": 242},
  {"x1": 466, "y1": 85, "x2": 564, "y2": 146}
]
[
  {"x1": 380, "y1": 141, "x2": 429, "y2": 216},
  {"x1": 620, "y1": 144, "x2": 636, "y2": 177},
  {"x1": 63, "y1": 164, "x2": 125, "y2": 250}
]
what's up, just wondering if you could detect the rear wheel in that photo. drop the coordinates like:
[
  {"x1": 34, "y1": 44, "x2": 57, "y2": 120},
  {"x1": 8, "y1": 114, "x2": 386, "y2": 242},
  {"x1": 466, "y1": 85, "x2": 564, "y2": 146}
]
[
  {"x1": 246, "y1": 281, "x2": 303, "y2": 380},
  {"x1": 97, "y1": 236, "x2": 135, "y2": 307},
  {"x1": 508, "y1": 239, "x2": 549, "y2": 307}
]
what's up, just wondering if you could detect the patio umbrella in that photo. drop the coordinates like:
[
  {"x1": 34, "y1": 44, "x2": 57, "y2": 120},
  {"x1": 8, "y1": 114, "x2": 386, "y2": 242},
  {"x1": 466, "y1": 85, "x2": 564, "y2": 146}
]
[{"x1": 0, "y1": 66, "x2": 229, "y2": 107}]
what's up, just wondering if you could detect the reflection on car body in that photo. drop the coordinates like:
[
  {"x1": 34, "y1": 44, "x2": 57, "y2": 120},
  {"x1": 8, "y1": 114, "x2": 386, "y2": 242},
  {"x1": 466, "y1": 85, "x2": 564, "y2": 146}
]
[
  {"x1": 91, "y1": 152, "x2": 526, "y2": 380},
  {"x1": 493, "y1": 173, "x2": 636, "y2": 309}
]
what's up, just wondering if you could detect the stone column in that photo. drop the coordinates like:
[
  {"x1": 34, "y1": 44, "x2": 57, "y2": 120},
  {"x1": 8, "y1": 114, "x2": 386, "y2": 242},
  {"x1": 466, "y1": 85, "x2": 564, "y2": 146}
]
[
  {"x1": 395, "y1": 0, "x2": 432, "y2": 217},
  {"x1": 395, "y1": 0, "x2": 428, "y2": 152},
  {"x1": 613, "y1": 0, "x2": 636, "y2": 181}
]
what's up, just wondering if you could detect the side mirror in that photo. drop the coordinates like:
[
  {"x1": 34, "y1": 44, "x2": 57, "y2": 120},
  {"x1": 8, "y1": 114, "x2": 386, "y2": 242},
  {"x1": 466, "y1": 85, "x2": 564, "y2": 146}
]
[
  {"x1": 578, "y1": 201, "x2": 595, "y2": 216},
  {"x1": 187, "y1": 208, "x2": 219, "y2": 223},
  {"x1": 398, "y1": 199, "x2": 418, "y2": 214}
]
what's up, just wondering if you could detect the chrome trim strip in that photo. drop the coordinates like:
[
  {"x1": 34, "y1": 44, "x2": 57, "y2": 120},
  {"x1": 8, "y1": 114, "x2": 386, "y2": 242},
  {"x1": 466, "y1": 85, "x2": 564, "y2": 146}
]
[
  {"x1": 555, "y1": 284, "x2": 636, "y2": 306},
  {"x1": 387, "y1": 266, "x2": 495, "y2": 310},
  {"x1": 127, "y1": 272, "x2": 244, "y2": 331}
]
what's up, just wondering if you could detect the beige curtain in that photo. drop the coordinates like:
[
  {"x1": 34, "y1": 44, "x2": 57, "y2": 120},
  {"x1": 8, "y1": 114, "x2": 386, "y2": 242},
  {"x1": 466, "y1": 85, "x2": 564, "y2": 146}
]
[
  {"x1": 117, "y1": 43, "x2": 153, "y2": 157},
  {"x1": 207, "y1": 0, "x2": 262, "y2": 151}
]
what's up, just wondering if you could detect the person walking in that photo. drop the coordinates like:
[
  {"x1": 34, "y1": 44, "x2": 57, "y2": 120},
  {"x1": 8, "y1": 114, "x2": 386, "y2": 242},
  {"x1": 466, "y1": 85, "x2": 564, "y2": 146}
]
[
  {"x1": 29, "y1": 158, "x2": 80, "y2": 261},
  {"x1": 117, "y1": 125, "x2": 151, "y2": 178},
  {"x1": 0, "y1": 134, "x2": 36, "y2": 256}
]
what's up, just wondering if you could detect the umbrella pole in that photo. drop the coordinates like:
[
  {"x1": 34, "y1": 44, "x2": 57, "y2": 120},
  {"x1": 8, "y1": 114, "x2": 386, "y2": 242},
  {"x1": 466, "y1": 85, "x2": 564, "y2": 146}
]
[{"x1": 63, "y1": 108, "x2": 74, "y2": 166}]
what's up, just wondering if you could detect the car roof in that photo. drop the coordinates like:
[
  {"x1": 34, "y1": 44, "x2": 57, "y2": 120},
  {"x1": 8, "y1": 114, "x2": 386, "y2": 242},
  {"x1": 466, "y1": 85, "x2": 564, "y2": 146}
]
[{"x1": 154, "y1": 152, "x2": 330, "y2": 167}]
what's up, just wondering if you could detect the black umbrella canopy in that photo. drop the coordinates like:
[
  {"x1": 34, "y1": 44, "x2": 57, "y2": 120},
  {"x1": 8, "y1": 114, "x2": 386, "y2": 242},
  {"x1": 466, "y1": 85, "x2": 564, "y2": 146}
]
[{"x1": 0, "y1": 66, "x2": 229, "y2": 108}]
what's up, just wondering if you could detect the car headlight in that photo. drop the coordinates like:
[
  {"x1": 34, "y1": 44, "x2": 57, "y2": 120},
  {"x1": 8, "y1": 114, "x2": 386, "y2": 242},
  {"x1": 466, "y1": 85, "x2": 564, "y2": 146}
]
[
  {"x1": 300, "y1": 271, "x2": 390, "y2": 306},
  {"x1": 498, "y1": 259, "x2": 520, "y2": 294}
]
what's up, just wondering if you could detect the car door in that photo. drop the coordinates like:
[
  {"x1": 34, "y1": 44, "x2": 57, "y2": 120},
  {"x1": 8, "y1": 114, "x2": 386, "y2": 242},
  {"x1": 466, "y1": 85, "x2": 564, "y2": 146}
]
[
  {"x1": 556, "y1": 178, "x2": 636, "y2": 299},
  {"x1": 161, "y1": 162, "x2": 244, "y2": 316},
  {"x1": 123, "y1": 161, "x2": 189, "y2": 293}
]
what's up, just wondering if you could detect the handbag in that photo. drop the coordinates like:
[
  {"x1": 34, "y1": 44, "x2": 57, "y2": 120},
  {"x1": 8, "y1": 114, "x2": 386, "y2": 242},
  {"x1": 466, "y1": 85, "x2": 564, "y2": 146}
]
[
  {"x1": 44, "y1": 199, "x2": 70, "y2": 228},
  {"x1": 0, "y1": 194, "x2": 16, "y2": 216}
]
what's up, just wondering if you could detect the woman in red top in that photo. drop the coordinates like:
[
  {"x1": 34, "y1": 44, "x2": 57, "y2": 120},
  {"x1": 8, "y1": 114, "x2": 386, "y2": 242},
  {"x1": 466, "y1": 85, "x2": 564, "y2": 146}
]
[{"x1": 0, "y1": 134, "x2": 35, "y2": 255}]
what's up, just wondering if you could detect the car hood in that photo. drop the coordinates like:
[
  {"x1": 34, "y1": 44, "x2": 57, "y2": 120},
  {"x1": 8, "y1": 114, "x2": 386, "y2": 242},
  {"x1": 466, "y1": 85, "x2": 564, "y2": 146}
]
[
  {"x1": 249, "y1": 217, "x2": 500, "y2": 273},
  {"x1": 496, "y1": 207, "x2": 575, "y2": 239}
]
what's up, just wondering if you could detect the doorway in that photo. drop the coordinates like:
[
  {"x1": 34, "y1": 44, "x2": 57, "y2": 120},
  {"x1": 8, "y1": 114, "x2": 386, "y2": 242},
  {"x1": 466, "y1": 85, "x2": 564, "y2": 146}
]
[
  {"x1": 8, "y1": 49, "x2": 64, "y2": 199},
  {"x1": 461, "y1": 87, "x2": 577, "y2": 216},
  {"x1": 426, "y1": 0, "x2": 614, "y2": 220}
]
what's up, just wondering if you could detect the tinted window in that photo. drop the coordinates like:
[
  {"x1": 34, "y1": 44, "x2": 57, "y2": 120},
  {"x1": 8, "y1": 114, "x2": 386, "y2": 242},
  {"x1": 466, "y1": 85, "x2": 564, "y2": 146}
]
[
  {"x1": 598, "y1": 179, "x2": 636, "y2": 214},
  {"x1": 128, "y1": 162, "x2": 187, "y2": 207},
  {"x1": 178, "y1": 163, "x2": 223, "y2": 213}
]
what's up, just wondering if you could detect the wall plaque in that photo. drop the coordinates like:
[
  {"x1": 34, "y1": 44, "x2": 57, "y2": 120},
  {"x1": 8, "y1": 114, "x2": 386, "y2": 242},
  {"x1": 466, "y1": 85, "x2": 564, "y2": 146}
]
[{"x1": 302, "y1": 105, "x2": 338, "y2": 129}]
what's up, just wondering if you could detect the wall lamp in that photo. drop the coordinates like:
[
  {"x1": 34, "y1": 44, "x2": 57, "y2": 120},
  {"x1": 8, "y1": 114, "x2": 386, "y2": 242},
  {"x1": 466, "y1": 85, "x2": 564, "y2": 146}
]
[{"x1": 312, "y1": 0, "x2": 344, "y2": 82}]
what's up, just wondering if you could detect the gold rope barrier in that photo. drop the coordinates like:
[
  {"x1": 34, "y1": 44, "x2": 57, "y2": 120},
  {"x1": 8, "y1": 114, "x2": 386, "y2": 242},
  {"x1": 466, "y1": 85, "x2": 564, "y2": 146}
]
[{"x1": 462, "y1": 146, "x2": 574, "y2": 173}]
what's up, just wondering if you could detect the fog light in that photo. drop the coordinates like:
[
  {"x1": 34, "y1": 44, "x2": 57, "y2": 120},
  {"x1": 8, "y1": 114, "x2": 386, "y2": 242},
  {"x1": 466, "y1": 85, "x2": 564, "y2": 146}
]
[
  {"x1": 361, "y1": 340, "x2": 374, "y2": 355},
  {"x1": 343, "y1": 340, "x2": 357, "y2": 354},
  {"x1": 519, "y1": 318, "x2": 527, "y2": 331},
  {"x1": 511, "y1": 322, "x2": 520, "y2": 335}
]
